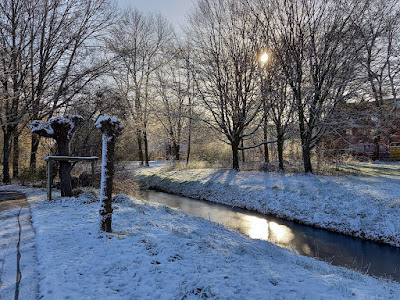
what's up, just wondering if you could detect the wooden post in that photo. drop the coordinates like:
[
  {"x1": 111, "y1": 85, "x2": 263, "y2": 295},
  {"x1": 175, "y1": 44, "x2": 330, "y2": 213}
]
[
  {"x1": 47, "y1": 160, "x2": 52, "y2": 201},
  {"x1": 91, "y1": 160, "x2": 95, "y2": 187}
]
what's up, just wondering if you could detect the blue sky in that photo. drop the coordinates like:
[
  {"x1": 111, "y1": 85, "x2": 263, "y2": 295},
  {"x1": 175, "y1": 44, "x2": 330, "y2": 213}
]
[{"x1": 116, "y1": 0, "x2": 195, "y2": 29}]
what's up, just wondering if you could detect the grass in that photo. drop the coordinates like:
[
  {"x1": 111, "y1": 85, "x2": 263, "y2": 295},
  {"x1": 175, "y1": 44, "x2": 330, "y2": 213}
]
[
  {"x1": 152, "y1": 157, "x2": 400, "y2": 179},
  {"x1": 161, "y1": 160, "x2": 230, "y2": 171},
  {"x1": 336, "y1": 163, "x2": 400, "y2": 177}
]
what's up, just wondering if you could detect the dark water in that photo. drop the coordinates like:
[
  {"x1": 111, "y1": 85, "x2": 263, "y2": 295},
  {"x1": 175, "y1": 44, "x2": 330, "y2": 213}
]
[{"x1": 138, "y1": 190, "x2": 400, "y2": 282}]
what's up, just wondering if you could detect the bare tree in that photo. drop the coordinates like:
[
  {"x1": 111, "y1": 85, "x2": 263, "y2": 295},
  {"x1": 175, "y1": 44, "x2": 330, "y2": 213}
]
[
  {"x1": 189, "y1": 0, "x2": 264, "y2": 170},
  {"x1": 260, "y1": 53, "x2": 295, "y2": 171},
  {"x1": 68, "y1": 84, "x2": 128, "y2": 158},
  {"x1": 154, "y1": 62, "x2": 189, "y2": 161},
  {"x1": 354, "y1": 0, "x2": 400, "y2": 159},
  {"x1": 0, "y1": 0, "x2": 112, "y2": 182},
  {"x1": 183, "y1": 47, "x2": 195, "y2": 165},
  {"x1": 0, "y1": 0, "x2": 34, "y2": 183},
  {"x1": 105, "y1": 8, "x2": 174, "y2": 166},
  {"x1": 28, "y1": 0, "x2": 113, "y2": 171},
  {"x1": 253, "y1": 0, "x2": 361, "y2": 173}
]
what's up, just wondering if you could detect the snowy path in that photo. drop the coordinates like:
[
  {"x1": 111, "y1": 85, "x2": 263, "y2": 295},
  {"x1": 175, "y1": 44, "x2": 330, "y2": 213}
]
[{"x1": 0, "y1": 190, "x2": 39, "y2": 300}]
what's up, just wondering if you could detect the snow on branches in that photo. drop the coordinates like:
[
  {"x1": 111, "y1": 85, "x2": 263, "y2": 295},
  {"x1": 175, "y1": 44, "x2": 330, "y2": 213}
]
[
  {"x1": 30, "y1": 115, "x2": 83, "y2": 197},
  {"x1": 31, "y1": 115, "x2": 83, "y2": 140},
  {"x1": 95, "y1": 115, "x2": 122, "y2": 135}
]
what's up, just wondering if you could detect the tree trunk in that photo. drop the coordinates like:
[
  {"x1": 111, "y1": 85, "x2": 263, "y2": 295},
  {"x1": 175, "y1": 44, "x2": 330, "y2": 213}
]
[
  {"x1": 143, "y1": 128, "x2": 150, "y2": 167},
  {"x1": 374, "y1": 136, "x2": 380, "y2": 161},
  {"x1": 264, "y1": 118, "x2": 269, "y2": 164},
  {"x1": 30, "y1": 133, "x2": 41, "y2": 172},
  {"x1": 302, "y1": 142, "x2": 313, "y2": 174},
  {"x1": 12, "y1": 133, "x2": 19, "y2": 178},
  {"x1": 186, "y1": 130, "x2": 191, "y2": 165},
  {"x1": 3, "y1": 130, "x2": 12, "y2": 184},
  {"x1": 241, "y1": 140, "x2": 245, "y2": 163},
  {"x1": 186, "y1": 104, "x2": 192, "y2": 165},
  {"x1": 59, "y1": 161, "x2": 72, "y2": 197},
  {"x1": 97, "y1": 117, "x2": 122, "y2": 233},
  {"x1": 57, "y1": 139, "x2": 72, "y2": 197},
  {"x1": 137, "y1": 129, "x2": 144, "y2": 165},
  {"x1": 99, "y1": 134, "x2": 116, "y2": 232},
  {"x1": 232, "y1": 140, "x2": 240, "y2": 171},
  {"x1": 173, "y1": 141, "x2": 180, "y2": 161},
  {"x1": 277, "y1": 132, "x2": 284, "y2": 171},
  {"x1": 298, "y1": 99, "x2": 313, "y2": 174}
]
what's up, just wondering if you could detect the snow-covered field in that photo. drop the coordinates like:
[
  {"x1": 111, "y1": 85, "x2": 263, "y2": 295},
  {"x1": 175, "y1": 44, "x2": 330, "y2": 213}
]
[
  {"x1": 2, "y1": 185, "x2": 400, "y2": 299},
  {"x1": 133, "y1": 163, "x2": 400, "y2": 247}
]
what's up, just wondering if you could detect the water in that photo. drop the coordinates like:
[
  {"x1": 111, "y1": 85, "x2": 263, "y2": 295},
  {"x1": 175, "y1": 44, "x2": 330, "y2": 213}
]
[{"x1": 138, "y1": 190, "x2": 400, "y2": 282}]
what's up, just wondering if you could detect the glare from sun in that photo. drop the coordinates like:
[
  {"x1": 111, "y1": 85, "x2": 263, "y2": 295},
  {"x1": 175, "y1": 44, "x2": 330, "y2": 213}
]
[
  {"x1": 260, "y1": 52, "x2": 268, "y2": 64},
  {"x1": 244, "y1": 215, "x2": 269, "y2": 240}
]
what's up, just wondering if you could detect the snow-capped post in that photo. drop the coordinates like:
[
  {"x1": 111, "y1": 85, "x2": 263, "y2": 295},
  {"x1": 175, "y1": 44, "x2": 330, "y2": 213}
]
[
  {"x1": 95, "y1": 116, "x2": 122, "y2": 232},
  {"x1": 31, "y1": 115, "x2": 83, "y2": 197}
]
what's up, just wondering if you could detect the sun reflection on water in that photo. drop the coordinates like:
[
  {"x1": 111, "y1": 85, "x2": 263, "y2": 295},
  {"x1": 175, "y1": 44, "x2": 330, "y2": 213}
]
[
  {"x1": 245, "y1": 215, "x2": 270, "y2": 240},
  {"x1": 269, "y1": 222, "x2": 294, "y2": 245},
  {"x1": 243, "y1": 216, "x2": 295, "y2": 247}
]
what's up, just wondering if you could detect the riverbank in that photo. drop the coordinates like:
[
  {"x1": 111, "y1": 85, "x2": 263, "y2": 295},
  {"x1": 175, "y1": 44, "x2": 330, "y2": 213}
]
[
  {"x1": 1, "y1": 185, "x2": 399, "y2": 299},
  {"x1": 133, "y1": 163, "x2": 400, "y2": 247}
]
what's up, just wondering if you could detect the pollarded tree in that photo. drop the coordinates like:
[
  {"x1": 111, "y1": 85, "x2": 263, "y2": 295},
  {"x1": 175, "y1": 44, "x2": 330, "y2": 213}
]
[
  {"x1": 189, "y1": 0, "x2": 264, "y2": 170},
  {"x1": 31, "y1": 115, "x2": 83, "y2": 197},
  {"x1": 96, "y1": 116, "x2": 122, "y2": 232}
]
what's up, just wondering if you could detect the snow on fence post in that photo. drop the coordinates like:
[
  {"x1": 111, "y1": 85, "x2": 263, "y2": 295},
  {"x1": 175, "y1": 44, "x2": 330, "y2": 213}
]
[
  {"x1": 95, "y1": 116, "x2": 122, "y2": 232},
  {"x1": 31, "y1": 115, "x2": 83, "y2": 197}
]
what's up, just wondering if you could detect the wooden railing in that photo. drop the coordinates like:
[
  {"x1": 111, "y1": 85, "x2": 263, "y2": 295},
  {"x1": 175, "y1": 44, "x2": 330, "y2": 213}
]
[{"x1": 45, "y1": 156, "x2": 98, "y2": 200}]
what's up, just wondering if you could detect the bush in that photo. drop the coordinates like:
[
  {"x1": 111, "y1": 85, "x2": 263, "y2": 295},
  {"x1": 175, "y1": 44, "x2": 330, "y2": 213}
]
[{"x1": 19, "y1": 165, "x2": 48, "y2": 185}]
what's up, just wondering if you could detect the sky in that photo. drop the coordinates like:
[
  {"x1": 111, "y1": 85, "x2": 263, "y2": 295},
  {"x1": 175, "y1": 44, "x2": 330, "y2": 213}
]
[{"x1": 116, "y1": 0, "x2": 195, "y2": 29}]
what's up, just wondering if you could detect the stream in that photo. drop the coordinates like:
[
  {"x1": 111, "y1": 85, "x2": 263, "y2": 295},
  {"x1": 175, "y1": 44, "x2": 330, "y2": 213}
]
[{"x1": 138, "y1": 189, "x2": 400, "y2": 282}]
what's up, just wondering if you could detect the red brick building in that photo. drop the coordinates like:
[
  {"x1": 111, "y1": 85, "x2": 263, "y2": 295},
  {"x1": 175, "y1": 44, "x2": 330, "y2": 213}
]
[{"x1": 332, "y1": 99, "x2": 400, "y2": 160}]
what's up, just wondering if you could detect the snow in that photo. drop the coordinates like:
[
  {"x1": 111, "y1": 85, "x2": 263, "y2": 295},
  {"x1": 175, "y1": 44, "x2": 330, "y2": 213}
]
[
  {"x1": 0, "y1": 188, "x2": 40, "y2": 300},
  {"x1": 2, "y1": 185, "x2": 399, "y2": 299},
  {"x1": 44, "y1": 156, "x2": 98, "y2": 160},
  {"x1": 30, "y1": 120, "x2": 54, "y2": 135},
  {"x1": 95, "y1": 116, "x2": 120, "y2": 128},
  {"x1": 30, "y1": 115, "x2": 83, "y2": 139},
  {"x1": 52, "y1": 115, "x2": 83, "y2": 139},
  {"x1": 134, "y1": 163, "x2": 400, "y2": 247},
  {"x1": 99, "y1": 133, "x2": 108, "y2": 204}
]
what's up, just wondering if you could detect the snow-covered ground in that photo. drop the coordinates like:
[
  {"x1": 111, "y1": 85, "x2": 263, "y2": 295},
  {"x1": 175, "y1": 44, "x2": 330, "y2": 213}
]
[
  {"x1": 0, "y1": 189, "x2": 38, "y2": 300},
  {"x1": 133, "y1": 162, "x2": 400, "y2": 247},
  {"x1": 2, "y1": 185, "x2": 400, "y2": 299}
]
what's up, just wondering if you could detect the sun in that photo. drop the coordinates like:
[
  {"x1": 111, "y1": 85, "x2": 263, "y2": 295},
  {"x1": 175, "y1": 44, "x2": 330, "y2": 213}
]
[{"x1": 259, "y1": 52, "x2": 269, "y2": 64}]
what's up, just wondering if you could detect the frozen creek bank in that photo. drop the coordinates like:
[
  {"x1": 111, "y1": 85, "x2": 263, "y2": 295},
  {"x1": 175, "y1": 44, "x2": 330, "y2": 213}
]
[{"x1": 134, "y1": 165, "x2": 400, "y2": 247}]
